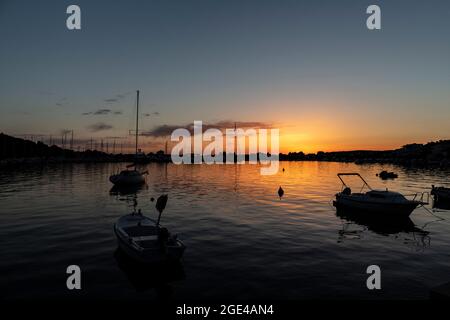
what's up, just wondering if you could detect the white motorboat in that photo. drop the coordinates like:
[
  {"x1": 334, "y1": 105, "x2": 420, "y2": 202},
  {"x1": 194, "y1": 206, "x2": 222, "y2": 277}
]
[
  {"x1": 109, "y1": 169, "x2": 146, "y2": 186},
  {"x1": 114, "y1": 195, "x2": 185, "y2": 264},
  {"x1": 333, "y1": 173, "x2": 426, "y2": 218}
]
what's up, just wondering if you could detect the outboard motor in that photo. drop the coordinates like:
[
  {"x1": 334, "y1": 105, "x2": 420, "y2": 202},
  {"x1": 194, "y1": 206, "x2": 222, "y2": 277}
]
[
  {"x1": 158, "y1": 227, "x2": 170, "y2": 242},
  {"x1": 342, "y1": 187, "x2": 351, "y2": 195}
]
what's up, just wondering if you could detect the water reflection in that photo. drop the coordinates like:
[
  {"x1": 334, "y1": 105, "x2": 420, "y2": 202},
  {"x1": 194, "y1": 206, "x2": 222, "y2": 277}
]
[
  {"x1": 114, "y1": 247, "x2": 185, "y2": 298},
  {"x1": 433, "y1": 199, "x2": 450, "y2": 210},
  {"x1": 336, "y1": 208, "x2": 431, "y2": 249},
  {"x1": 2, "y1": 161, "x2": 450, "y2": 299},
  {"x1": 109, "y1": 183, "x2": 147, "y2": 196}
]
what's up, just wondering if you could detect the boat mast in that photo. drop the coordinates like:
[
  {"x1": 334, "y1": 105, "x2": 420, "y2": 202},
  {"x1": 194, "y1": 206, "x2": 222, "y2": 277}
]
[{"x1": 135, "y1": 90, "x2": 139, "y2": 156}]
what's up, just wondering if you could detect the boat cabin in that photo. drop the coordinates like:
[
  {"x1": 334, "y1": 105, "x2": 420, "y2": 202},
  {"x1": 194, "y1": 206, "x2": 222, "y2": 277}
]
[{"x1": 365, "y1": 190, "x2": 407, "y2": 202}]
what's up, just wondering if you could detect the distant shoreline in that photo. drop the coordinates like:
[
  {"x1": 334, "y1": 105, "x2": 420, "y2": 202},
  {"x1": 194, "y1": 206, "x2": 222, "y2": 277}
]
[
  {"x1": 1, "y1": 157, "x2": 449, "y2": 169},
  {"x1": 1, "y1": 133, "x2": 449, "y2": 169}
]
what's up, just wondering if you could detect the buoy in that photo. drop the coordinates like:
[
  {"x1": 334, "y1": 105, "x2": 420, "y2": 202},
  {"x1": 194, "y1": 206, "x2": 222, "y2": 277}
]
[
  {"x1": 150, "y1": 197, "x2": 155, "y2": 202},
  {"x1": 278, "y1": 186, "x2": 284, "y2": 199},
  {"x1": 282, "y1": 168, "x2": 285, "y2": 172}
]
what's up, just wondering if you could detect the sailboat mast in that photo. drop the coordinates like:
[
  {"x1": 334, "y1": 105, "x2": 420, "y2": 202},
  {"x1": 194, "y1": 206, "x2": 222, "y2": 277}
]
[{"x1": 135, "y1": 90, "x2": 139, "y2": 156}]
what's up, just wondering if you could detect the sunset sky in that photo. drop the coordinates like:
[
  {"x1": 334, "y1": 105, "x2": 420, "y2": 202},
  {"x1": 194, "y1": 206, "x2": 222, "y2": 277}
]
[{"x1": 0, "y1": 0, "x2": 449, "y2": 153}]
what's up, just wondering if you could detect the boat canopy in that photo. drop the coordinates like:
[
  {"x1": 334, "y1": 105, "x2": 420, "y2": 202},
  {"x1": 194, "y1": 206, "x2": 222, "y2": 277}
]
[{"x1": 337, "y1": 173, "x2": 372, "y2": 193}]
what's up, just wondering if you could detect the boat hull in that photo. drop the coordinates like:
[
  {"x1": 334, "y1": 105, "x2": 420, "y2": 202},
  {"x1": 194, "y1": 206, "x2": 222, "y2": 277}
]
[
  {"x1": 333, "y1": 195, "x2": 419, "y2": 218},
  {"x1": 115, "y1": 229, "x2": 185, "y2": 264},
  {"x1": 109, "y1": 173, "x2": 145, "y2": 186},
  {"x1": 431, "y1": 188, "x2": 450, "y2": 202}
]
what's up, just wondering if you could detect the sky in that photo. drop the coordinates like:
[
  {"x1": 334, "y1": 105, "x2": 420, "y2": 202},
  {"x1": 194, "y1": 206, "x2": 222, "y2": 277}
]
[{"x1": 0, "y1": 0, "x2": 449, "y2": 153}]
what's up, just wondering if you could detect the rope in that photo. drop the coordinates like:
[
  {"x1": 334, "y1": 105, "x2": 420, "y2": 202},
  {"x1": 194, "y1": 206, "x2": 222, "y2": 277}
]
[{"x1": 419, "y1": 204, "x2": 445, "y2": 229}]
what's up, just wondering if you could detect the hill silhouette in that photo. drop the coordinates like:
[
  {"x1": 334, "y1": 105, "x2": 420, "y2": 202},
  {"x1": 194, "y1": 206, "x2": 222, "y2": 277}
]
[{"x1": 1, "y1": 133, "x2": 449, "y2": 168}]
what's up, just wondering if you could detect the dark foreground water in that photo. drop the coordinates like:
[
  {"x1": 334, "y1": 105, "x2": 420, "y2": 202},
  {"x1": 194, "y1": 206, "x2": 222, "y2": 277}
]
[{"x1": 1, "y1": 161, "x2": 449, "y2": 300}]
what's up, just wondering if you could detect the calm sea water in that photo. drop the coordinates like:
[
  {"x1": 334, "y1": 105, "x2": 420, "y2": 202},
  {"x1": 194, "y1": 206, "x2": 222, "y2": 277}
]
[{"x1": 1, "y1": 161, "x2": 449, "y2": 301}]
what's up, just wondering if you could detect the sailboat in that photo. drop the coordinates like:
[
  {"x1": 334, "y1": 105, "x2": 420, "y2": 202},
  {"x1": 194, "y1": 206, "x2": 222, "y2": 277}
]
[{"x1": 109, "y1": 90, "x2": 148, "y2": 186}]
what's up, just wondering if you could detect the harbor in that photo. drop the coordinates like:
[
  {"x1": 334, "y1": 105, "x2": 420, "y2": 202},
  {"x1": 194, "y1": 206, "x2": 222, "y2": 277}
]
[
  {"x1": 1, "y1": 0, "x2": 450, "y2": 309},
  {"x1": 1, "y1": 161, "x2": 449, "y2": 300}
]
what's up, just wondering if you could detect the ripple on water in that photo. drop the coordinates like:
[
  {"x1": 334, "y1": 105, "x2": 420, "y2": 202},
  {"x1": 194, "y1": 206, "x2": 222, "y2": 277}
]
[{"x1": 1, "y1": 161, "x2": 450, "y2": 300}]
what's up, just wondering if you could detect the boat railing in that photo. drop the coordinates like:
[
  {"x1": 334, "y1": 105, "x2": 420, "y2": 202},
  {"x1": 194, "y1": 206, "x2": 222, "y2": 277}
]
[{"x1": 405, "y1": 192, "x2": 430, "y2": 204}]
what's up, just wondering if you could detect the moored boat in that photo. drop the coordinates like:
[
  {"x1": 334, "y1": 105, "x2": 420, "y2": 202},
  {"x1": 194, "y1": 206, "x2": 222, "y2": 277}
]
[
  {"x1": 333, "y1": 173, "x2": 426, "y2": 218},
  {"x1": 109, "y1": 169, "x2": 147, "y2": 186},
  {"x1": 431, "y1": 185, "x2": 450, "y2": 202},
  {"x1": 114, "y1": 195, "x2": 185, "y2": 264},
  {"x1": 377, "y1": 170, "x2": 398, "y2": 179},
  {"x1": 109, "y1": 90, "x2": 148, "y2": 186}
]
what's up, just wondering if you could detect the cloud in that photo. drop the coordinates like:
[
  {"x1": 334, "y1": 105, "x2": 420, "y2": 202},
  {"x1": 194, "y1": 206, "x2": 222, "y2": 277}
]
[
  {"x1": 82, "y1": 109, "x2": 122, "y2": 116},
  {"x1": 87, "y1": 122, "x2": 113, "y2": 132},
  {"x1": 143, "y1": 124, "x2": 182, "y2": 137},
  {"x1": 143, "y1": 111, "x2": 160, "y2": 117},
  {"x1": 94, "y1": 109, "x2": 112, "y2": 115},
  {"x1": 142, "y1": 120, "x2": 272, "y2": 137},
  {"x1": 55, "y1": 97, "x2": 68, "y2": 107},
  {"x1": 104, "y1": 92, "x2": 131, "y2": 104}
]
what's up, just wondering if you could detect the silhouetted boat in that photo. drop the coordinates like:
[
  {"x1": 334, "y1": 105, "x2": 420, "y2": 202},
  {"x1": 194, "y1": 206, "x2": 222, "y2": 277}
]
[
  {"x1": 431, "y1": 186, "x2": 450, "y2": 202},
  {"x1": 377, "y1": 170, "x2": 398, "y2": 179},
  {"x1": 109, "y1": 168, "x2": 146, "y2": 186},
  {"x1": 431, "y1": 185, "x2": 450, "y2": 209},
  {"x1": 333, "y1": 173, "x2": 426, "y2": 218},
  {"x1": 109, "y1": 90, "x2": 148, "y2": 186},
  {"x1": 114, "y1": 195, "x2": 185, "y2": 264}
]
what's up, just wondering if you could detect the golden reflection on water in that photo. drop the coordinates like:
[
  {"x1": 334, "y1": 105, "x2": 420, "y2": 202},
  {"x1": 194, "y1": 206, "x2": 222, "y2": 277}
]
[{"x1": 1, "y1": 161, "x2": 450, "y2": 299}]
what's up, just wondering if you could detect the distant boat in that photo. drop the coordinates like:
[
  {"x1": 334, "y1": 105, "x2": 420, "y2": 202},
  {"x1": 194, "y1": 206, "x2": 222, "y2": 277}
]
[
  {"x1": 377, "y1": 170, "x2": 398, "y2": 180},
  {"x1": 431, "y1": 185, "x2": 450, "y2": 201},
  {"x1": 109, "y1": 169, "x2": 146, "y2": 186},
  {"x1": 114, "y1": 195, "x2": 185, "y2": 264},
  {"x1": 109, "y1": 90, "x2": 147, "y2": 186},
  {"x1": 431, "y1": 185, "x2": 450, "y2": 209},
  {"x1": 333, "y1": 173, "x2": 426, "y2": 218}
]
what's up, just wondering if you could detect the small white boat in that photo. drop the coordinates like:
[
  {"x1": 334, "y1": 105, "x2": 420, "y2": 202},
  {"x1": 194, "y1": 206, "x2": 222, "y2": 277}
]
[
  {"x1": 114, "y1": 195, "x2": 185, "y2": 264},
  {"x1": 109, "y1": 169, "x2": 146, "y2": 186},
  {"x1": 333, "y1": 173, "x2": 426, "y2": 218}
]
